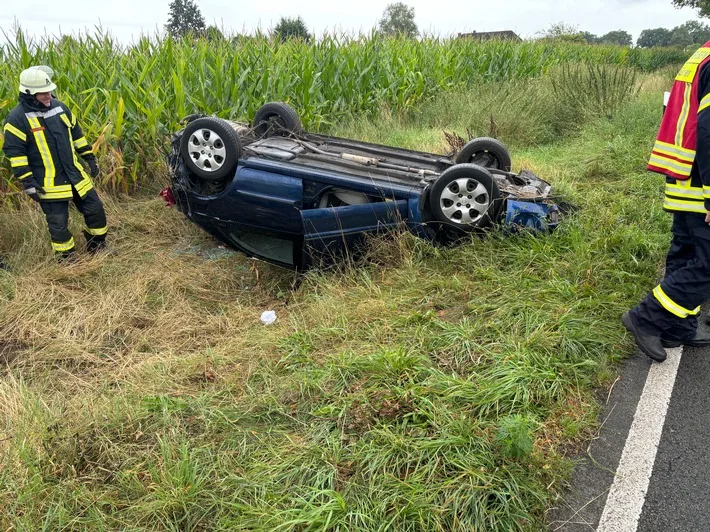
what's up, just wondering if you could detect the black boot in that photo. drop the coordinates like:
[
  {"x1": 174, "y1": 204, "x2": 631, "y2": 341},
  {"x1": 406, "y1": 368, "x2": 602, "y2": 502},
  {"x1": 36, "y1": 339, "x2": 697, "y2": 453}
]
[
  {"x1": 83, "y1": 230, "x2": 107, "y2": 254},
  {"x1": 56, "y1": 249, "x2": 77, "y2": 264},
  {"x1": 621, "y1": 311, "x2": 668, "y2": 362}
]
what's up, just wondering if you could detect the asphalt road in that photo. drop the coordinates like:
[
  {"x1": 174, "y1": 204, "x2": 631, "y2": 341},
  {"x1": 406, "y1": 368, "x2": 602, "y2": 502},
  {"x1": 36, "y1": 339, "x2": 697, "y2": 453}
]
[{"x1": 548, "y1": 337, "x2": 710, "y2": 531}]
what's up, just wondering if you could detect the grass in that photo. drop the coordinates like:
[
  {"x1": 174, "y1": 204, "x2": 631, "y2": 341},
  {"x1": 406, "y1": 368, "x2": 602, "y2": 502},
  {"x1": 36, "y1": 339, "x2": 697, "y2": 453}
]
[{"x1": 0, "y1": 69, "x2": 674, "y2": 530}]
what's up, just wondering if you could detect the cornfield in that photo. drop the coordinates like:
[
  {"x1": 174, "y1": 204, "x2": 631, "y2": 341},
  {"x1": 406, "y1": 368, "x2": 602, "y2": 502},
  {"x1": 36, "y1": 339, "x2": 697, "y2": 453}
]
[{"x1": 0, "y1": 28, "x2": 687, "y2": 192}]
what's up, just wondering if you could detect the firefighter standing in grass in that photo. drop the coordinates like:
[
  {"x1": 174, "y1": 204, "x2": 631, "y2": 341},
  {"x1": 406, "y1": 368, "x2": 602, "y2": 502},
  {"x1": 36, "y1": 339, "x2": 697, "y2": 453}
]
[
  {"x1": 623, "y1": 43, "x2": 710, "y2": 362},
  {"x1": 2, "y1": 66, "x2": 108, "y2": 260}
]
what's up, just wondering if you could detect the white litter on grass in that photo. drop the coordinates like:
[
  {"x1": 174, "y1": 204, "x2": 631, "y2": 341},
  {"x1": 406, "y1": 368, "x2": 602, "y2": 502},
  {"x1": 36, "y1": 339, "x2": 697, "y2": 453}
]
[{"x1": 260, "y1": 310, "x2": 277, "y2": 325}]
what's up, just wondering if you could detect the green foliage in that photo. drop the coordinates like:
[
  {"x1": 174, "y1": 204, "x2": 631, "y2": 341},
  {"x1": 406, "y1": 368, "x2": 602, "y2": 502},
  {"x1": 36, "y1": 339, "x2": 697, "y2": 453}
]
[
  {"x1": 637, "y1": 27, "x2": 674, "y2": 48},
  {"x1": 599, "y1": 30, "x2": 632, "y2": 47},
  {"x1": 272, "y1": 16, "x2": 312, "y2": 43},
  {"x1": 496, "y1": 415, "x2": 537, "y2": 459},
  {"x1": 638, "y1": 20, "x2": 710, "y2": 47},
  {"x1": 673, "y1": 0, "x2": 710, "y2": 17},
  {"x1": 550, "y1": 63, "x2": 640, "y2": 128},
  {"x1": 670, "y1": 20, "x2": 710, "y2": 46},
  {"x1": 0, "y1": 28, "x2": 688, "y2": 193},
  {"x1": 580, "y1": 31, "x2": 600, "y2": 44},
  {"x1": 165, "y1": 0, "x2": 205, "y2": 38},
  {"x1": 378, "y1": 2, "x2": 418, "y2": 38}
]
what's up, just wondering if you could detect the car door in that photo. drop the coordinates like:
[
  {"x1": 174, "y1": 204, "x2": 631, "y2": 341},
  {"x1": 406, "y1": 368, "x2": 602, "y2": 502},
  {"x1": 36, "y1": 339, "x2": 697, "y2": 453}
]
[
  {"x1": 301, "y1": 199, "x2": 409, "y2": 265},
  {"x1": 205, "y1": 164, "x2": 305, "y2": 268}
]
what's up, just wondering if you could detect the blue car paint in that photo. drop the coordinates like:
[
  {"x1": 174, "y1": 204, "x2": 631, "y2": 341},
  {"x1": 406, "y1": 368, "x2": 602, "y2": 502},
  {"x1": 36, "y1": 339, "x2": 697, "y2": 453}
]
[
  {"x1": 176, "y1": 154, "x2": 557, "y2": 269},
  {"x1": 505, "y1": 200, "x2": 559, "y2": 231},
  {"x1": 178, "y1": 157, "x2": 426, "y2": 268}
]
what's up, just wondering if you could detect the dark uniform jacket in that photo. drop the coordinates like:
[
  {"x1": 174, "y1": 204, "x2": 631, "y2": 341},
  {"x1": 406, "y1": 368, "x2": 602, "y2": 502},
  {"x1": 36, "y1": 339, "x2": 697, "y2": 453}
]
[{"x1": 3, "y1": 93, "x2": 95, "y2": 201}]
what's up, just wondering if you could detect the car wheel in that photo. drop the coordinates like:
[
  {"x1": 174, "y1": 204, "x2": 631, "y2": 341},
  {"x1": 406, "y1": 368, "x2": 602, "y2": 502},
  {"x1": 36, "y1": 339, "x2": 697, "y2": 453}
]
[
  {"x1": 180, "y1": 117, "x2": 242, "y2": 181},
  {"x1": 455, "y1": 137, "x2": 512, "y2": 171},
  {"x1": 253, "y1": 102, "x2": 302, "y2": 138},
  {"x1": 428, "y1": 164, "x2": 501, "y2": 229}
]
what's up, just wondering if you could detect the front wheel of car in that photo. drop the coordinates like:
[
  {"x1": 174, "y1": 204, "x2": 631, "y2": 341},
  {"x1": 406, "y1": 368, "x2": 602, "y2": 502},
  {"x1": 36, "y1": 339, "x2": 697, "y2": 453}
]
[
  {"x1": 253, "y1": 102, "x2": 302, "y2": 138},
  {"x1": 455, "y1": 137, "x2": 512, "y2": 171},
  {"x1": 180, "y1": 117, "x2": 242, "y2": 181},
  {"x1": 428, "y1": 164, "x2": 501, "y2": 230}
]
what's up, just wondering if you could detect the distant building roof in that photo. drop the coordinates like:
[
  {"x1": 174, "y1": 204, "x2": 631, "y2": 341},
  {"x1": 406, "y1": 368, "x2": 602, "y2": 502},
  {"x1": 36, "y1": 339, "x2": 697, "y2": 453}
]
[{"x1": 457, "y1": 31, "x2": 522, "y2": 42}]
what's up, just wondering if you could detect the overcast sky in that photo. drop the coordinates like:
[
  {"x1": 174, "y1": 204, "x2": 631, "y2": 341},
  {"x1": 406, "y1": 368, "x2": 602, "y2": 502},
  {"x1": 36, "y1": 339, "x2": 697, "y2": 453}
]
[{"x1": 0, "y1": 0, "x2": 703, "y2": 44}]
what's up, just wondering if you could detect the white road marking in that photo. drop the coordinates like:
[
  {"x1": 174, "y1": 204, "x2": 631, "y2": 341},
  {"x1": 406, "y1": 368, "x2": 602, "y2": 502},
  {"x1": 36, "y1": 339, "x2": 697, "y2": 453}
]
[{"x1": 597, "y1": 347, "x2": 682, "y2": 532}]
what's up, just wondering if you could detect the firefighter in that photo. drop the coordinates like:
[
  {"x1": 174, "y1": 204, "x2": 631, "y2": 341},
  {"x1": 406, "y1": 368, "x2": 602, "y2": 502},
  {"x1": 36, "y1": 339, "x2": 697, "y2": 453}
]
[
  {"x1": 622, "y1": 43, "x2": 710, "y2": 362},
  {"x1": 2, "y1": 66, "x2": 108, "y2": 261}
]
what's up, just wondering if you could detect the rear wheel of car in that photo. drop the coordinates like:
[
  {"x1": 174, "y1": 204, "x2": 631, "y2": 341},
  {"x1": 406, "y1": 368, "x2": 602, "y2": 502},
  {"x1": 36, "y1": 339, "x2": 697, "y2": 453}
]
[
  {"x1": 428, "y1": 164, "x2": 500, "y2": 230},
  {"x1": 180, "y1": 117, "x2": 242, "y2": 181},
  {"x1": 253, "y1": 102, "x2": 302, "y2": 138},
  {"x1": 455, "y1": 137, "x2": 512, "y2": 171}
]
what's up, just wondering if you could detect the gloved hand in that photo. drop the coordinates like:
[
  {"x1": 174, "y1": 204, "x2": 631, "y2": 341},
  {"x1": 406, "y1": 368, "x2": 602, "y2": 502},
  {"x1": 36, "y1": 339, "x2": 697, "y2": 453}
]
[
  {"x1": 87, "y1": 157, "x2": 99, "y2": 178},
  {"x1": 25, "y1": 186, "x2": 43, "y2": 203}
]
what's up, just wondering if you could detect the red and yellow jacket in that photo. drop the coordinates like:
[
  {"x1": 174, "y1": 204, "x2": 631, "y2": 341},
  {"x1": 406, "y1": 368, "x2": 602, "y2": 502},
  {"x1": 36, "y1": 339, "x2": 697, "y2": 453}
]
[{"x1": 649, "y1": 41, "x2": 710, "y2": 214}]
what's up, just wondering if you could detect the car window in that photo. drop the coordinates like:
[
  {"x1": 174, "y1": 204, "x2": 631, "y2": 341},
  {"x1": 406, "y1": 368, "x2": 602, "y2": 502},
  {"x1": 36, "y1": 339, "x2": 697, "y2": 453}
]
[{"x1": 230, "y1": 230, "x2": 294, "y2": 266}]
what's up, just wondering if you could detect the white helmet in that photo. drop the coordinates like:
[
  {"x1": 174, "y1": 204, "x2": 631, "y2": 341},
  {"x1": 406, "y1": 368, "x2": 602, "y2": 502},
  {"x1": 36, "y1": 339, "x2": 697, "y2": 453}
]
[{"x1": 19, "y1": 66, "x2": 57, "y2": 95}]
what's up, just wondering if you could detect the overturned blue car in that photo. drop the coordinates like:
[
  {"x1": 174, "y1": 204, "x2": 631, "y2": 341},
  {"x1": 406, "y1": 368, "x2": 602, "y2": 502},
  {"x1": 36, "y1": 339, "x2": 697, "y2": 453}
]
[{"x1": 167, "y1": 102, "x2": 561, "y2": 269}]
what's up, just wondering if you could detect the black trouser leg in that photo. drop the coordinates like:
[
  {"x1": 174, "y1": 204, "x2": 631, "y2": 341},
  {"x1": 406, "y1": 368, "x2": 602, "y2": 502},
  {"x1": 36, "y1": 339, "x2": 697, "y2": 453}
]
[
  {"x1": 666, "y1": 213, "x2": 696, "y2": 274},
  {"x1": 39, "y1": 200, "x2": 74, "y2": 256},
  {"x1": 73, "y1": 188, "x2": 108, "y2": 251},
  {"x1": 631, "y1": 212, "x2": 710, "y2": 340}
]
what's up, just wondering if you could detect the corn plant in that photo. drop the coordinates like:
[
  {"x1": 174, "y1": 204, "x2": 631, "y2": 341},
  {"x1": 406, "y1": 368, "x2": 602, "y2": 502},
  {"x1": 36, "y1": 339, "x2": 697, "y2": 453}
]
[{"x1": 0, "y1": 27, "x2": 688, "y2": 192}]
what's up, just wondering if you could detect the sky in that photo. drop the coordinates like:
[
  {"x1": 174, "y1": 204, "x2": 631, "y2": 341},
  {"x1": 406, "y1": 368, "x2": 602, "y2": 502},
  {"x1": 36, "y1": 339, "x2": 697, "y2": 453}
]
[{"x1": 0, "y1": 0, "x2": 703, "y2": 44}]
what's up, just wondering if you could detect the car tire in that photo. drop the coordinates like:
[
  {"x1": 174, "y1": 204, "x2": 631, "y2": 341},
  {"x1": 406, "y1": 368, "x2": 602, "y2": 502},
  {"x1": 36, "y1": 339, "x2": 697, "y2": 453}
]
[
  {"x1": 180, "y1": 117, "x2": 242, "y2": 181},
  {"x1": 428, "y1": 164, "x2": 501, "y2": 230},
  {"x1": 253, "y1": 102, "x2": 302, "y2": 138},
  {"x1": 455, "y1": 137, "x2": 512, "y2": 171}
]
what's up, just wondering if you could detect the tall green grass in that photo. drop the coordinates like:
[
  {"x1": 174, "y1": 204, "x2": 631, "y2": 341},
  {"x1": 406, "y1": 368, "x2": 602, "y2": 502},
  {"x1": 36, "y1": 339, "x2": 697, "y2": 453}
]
[{"x1": 0, "y1": 28, "x2": 687, "y2": 192}]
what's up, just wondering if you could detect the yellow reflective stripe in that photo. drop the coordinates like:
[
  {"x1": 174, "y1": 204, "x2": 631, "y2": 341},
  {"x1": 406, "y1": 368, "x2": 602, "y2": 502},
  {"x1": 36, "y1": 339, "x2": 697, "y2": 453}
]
[
  {"x1": 84, "y1": 225, "x2": 108, "y2": 236},
  {"x1": 73, "y1": 137, "x2": 89, "y2": 149},
  {"x1": 4, "y1": 123, "x2": 27, "y2": 142},
  {"x1": 39, "y1": 184, "x2": 73, "y2": 200},
  {"x1": 654, "y1": 140, "x2": 696, "y2": 158},
  {"x1": 51, "y1": 238, "x2": 75, "y2": 252},
  {"x1": 18, "y1": 171, "x2": 32, "y2": 180},
  {"x1": 69, "y1": 137, "x2": 93, "y2": 193},
  {"x1": 676, "y1": 83, "x2": 692, "y2": 146},
  {"x1": 653, "y1": 140, "x2": 695, "y2": 160},
  {"x1": 663, "y1": 198, "x2": 707, "y2": 213},
  {"x1": 74, "y1": 177, "x2": 93, "y2": 196},
  {"x1": 703, "y1": 186, "x2": 710, "y2": 199},
  {"x1": 700, "y1": 93, "x2": 710, "y2": 114},
  {"x1": 652, "y1": 143, "x2": 695, "y2": 163},
  {"x1": 665, "y1": 183, "x2": 704, "y2": 198},
  {"x1": 59, "y1": 114, "x2": 72, "y2": 128},
  {"x1": 653, "y1": 285, "x2": 701, "y2": 318},
  {"x1": 649, "y1": 154, "x2": 693, "y2": 175},
  {"x1": 27, "y1": 117, "x2": 56, "y2": 188},
  {"x1": 10, "y1": 156, "x2": 29, "y2": 167}
]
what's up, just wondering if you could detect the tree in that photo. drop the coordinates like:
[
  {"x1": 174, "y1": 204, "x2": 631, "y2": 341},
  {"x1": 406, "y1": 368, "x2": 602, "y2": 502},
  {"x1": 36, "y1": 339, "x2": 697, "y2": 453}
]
[
  {"x1": 637, "y1": 27, "x2": 674, "y2": 48},
  {"x1": 671, "y1": 20, "x2": 710, "y2": 45},
  {"x1": 538, "y1": 22, "x2": 586, "y2": 43},
  {"x1": 165, "y1": 0, "x2": 206, "y2": 38},
  {"x1": 598, "y1": 30, "x2": 632, "y2": 46},
  {"x1": 541, "y1": 22, "x2": 579, "y2": 39},
  {"x1": 204, "y1": 25, "x2": 225, "y2": 42},
  {"x1": 273, "y1": 16, "x2": 312, "y2": 42},
  {"x1": 580, "y1": 31, "x2": 599, "y2": 44},
  {"x1": 672, "y1": 0, "x2": 710, "y2": 18},
  {"x1": 378, "y1": 2, "x2": 418, "y2": 38}
]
